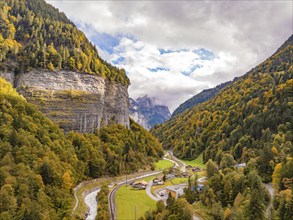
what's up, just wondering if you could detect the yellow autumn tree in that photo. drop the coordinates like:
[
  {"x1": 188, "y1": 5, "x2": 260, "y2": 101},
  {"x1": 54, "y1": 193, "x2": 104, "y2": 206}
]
[
  {"x1": 62, "y1": 171, "x2": 73, "y2": 191},
  {"x1": 47, "y1": 62, "x2": 54, "y2": 71},
  {"x1": 224, "y1": 207, "x2": 232, "y2": 220},
  {"x1": 271, "y1": 146, "x2": 278, "y2": 155},
  {"x1": 272, "y1": 163, "x2": 282, "y2": 192}
]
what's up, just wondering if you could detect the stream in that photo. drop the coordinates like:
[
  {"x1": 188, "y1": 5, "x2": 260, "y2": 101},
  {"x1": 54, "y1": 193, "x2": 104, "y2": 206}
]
[{"x1": 85, "y1": 189, "x2": 100, "y2": 220}]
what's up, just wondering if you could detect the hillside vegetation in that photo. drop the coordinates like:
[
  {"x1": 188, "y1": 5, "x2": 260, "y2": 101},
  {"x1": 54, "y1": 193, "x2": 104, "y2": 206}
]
[
  {"x1": 152, "y1": 35, "x2": 293, "y2": 182},
  {"x1": 0, "y1": 77, "x2": 163, "y2": 219},
  {"x1": 172, "y1": 81, "x2": 232, "y2": 117},
  {"x1": 0, "y1": 0, "x2": 129, "y2": 85}
]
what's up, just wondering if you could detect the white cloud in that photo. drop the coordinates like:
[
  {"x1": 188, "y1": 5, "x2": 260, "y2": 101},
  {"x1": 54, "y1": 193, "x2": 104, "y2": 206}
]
[{"x1": 45, "y1": 0, "x2": 292, "y2": 111}]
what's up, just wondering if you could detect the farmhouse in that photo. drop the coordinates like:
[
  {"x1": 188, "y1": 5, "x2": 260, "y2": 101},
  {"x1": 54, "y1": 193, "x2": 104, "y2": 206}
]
[
  {"x1": 132, "y1": 180, "x2": 148, "y2": 189},
  {"x1": 182, "y1": 172, "x2": 192, "y2": 178},
  {"x1": 166, "y1": 185, "x2": 186, "y2": 198},
  {"x1": 192, "y1": 166, "x2": 201, "y2": 172},
  {"x1": 153, "y1": 176, "x2": 164, "y2": 186},
  {"x1": 186, "y1": 165, "x2": 193, "y2": 169},
  {"x1": 166, "y1": 174, "x2": 176, "y2": 180},
  {"x1": 197, "y1": 177, "x2": 207, "y2": 184}
]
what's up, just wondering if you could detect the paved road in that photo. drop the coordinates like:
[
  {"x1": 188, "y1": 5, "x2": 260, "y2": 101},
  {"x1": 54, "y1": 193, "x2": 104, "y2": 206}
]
[
  {"x1": 108, "y1": 171, "x2": 162, "y2": 220},
  {"x1": 167, "y1": 151, "x2": 186, "y2": 172},
  {"x1": 73, "y1": 152, "x2": 181, "y2": 219},
  {"x1": 163, "y1": 157, "x2": 179, "y2": 169},
  {"x1": 146, "y1": 181, "x2": 160, "y2": 201}
]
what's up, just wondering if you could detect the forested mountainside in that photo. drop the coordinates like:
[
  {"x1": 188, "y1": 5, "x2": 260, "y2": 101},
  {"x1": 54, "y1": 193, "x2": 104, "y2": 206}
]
[
  {"x1": 172, "y1": 81, "x2": 232, "y2": 117},
  {"x1": 0, "y1": 77, "x2": 163, "y2": 219},
  {"x1": 152, "y1": 35, "x2": 293, "y2": 182},
  {"x1": 0, "y1": 0, "x2": 129, "y2": 85},
  {"x1": 0, "y1": 0, "x2": 131, "y2": 132}
]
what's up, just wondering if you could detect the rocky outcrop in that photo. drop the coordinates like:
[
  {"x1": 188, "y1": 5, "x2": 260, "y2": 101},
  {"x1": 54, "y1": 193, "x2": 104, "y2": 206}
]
[
  {"x1": 129, "y1": 96, "x2": 171, "y2": 130},
  {"x1": 1, "y1": 70, "x2": 130, "y2": 132},
  {"x1": 129, "y1": 98, "x2": 149, "y2": 129}
]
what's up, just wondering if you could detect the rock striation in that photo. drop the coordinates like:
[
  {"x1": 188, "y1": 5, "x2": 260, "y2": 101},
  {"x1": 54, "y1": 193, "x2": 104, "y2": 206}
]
[{"x1": 1, "y1": 70, "x2": 130, "y2": 132}]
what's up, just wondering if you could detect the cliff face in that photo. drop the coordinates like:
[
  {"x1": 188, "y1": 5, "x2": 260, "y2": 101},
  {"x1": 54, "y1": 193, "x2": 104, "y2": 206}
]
[
  {"x1": 129, "y1": 98, "x2": 149, "y2": 129},
  {"x1": 1, "y1": 70, "x2": 130, "y2": 132},
  {"x1": 129, "y1": 96, "x2": 171, "y2": 130}
]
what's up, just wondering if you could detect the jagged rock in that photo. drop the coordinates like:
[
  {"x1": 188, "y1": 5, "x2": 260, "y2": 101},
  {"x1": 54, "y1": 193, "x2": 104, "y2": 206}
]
[{"x1": 129, "y1": 96, "x2": 171, "y2": 130}]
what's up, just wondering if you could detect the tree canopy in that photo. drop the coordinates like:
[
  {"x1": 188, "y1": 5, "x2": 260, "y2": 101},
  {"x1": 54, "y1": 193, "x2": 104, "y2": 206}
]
[{"x1": 0, "y1": 0, "x2": 129, "y2": 86}]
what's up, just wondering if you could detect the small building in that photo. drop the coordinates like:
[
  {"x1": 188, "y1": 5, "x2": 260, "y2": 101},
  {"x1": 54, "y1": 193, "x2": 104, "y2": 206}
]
[
  {"x1": 235, "y1": 163, "x2": 246, "y2": 168},
  {"x1": 166, "y1": 174, "x2": 176, "y2": 180},
  {"x1": 132, "y1": 180, "x2": 148, "y2": 189},
  {"x1": 197, "y1": 177, "x2": 207, "y2": 184},
  {"x1": 182, "y1": 172, "x2": 192, "y2": 178},
  {"x1": 192, "y1": 166, "x2": 201, "y2": 172},
  {"x1": 153, "y1": 176, "x2": 164, "y2": 186},
  {"x1": 186, "y1": 165, "x2": 193, "y2": 169},
  {"x1": 166, "y1": 185, "x2": 185, "y2": 198},
  {"x1": 191, "y1": 184, "x2": 204, "y2": 192},
  {"x1": 196, "y1": 184, "x2": 204, "y2": 192}
]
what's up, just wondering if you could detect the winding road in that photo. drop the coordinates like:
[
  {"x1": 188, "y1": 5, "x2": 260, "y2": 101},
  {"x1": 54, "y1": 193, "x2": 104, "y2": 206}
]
[
  {"x1": 108, "y1": 151, "x2": 182, "y2": 219},
  {"x1": 145, "y1": 181, "x2": 160, "y2": 202},
  {"x1": 167, "y1": 151, "x2": 186, "y2": 172},
  {"x1": 72, "y1": 151, "x2": 184, "y2": 220},
  {"x1": 108, "y1": 171, "x2": 162, "y2": 220}
]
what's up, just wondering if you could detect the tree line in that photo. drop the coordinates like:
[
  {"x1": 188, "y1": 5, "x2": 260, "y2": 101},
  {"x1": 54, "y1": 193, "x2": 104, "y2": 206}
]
[{"x1": 0, "y1": 0, "x2": 129, "y2": 86}]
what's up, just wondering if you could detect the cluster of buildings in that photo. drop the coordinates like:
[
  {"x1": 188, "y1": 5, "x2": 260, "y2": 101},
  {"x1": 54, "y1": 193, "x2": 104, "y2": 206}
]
[
  {"x1": 129, "y1": 167, "x2": 208, "y2": 200},
  {"x1": 186, "y1": 165, "x2": 201, "y2": 172}
]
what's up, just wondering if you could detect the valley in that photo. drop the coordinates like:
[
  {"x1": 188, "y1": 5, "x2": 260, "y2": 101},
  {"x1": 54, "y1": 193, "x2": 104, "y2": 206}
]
[{"x1": 0, "y1": 0, "x2": 292, "y2": 220}]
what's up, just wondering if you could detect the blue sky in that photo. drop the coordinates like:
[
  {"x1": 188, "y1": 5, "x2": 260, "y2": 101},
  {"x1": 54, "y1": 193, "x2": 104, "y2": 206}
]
[{"x1": 46, "y1": 0, "x2": 292, "y2": 111}]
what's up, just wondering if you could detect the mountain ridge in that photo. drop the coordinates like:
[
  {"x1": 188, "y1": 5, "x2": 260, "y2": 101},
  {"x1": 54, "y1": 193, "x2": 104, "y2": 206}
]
[
  {"x1": 172, "y1": 80, "x2": 232, "y2": 117},
  {"x1": 129, "y1": 96, "x2": 171, "y2": 130}
]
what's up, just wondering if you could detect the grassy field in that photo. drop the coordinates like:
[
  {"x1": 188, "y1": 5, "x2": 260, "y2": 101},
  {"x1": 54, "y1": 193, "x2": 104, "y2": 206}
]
[
  {"x1": 72, "y1": 171, "x2": 157, "y2": 218},
  {"x1": 155, "y1": 159, "x2": 174, "y2": 170},
  {"x1": 140, "y1": 175, "x2": 157, "y2": 182},
  {"x1": 182, "y1": 153, "x2": 205, "y2": 168},
  {"x1": 116, "y1": 185, "x2": 156, "y2": 220}
]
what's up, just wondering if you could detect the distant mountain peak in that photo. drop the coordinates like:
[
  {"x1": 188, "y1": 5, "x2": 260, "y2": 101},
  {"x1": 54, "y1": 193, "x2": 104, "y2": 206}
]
[{"x1": 129, "y1": 96, "x2": 171, "y2": 130}]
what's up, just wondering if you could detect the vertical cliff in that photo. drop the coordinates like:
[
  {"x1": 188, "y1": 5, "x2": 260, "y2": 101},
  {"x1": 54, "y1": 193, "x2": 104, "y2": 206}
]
[{"x1": 1, "y1": 70, "x2": 130, "y2": 132}]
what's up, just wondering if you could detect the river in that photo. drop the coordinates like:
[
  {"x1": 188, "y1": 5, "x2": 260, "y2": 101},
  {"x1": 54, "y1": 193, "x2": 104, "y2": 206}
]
[{"x1": 85, "y1": 189, "x2": 100, "y2": 220}]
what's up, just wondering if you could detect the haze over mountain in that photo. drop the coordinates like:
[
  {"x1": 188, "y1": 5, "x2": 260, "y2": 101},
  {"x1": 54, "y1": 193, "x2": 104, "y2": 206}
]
[{"x1": 129, "y1": 96, "x2": 171, "y2": 130}]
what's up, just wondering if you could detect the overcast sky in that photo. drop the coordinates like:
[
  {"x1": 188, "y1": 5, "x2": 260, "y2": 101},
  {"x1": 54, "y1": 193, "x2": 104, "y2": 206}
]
[{"x1": 46, "y1": 0, "x2": 292, "y2": 112}]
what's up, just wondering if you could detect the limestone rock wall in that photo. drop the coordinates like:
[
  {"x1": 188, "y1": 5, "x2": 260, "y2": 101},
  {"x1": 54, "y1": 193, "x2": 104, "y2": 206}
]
[{"x1": 1, "y1": 70, "x2": 129, "y2": 132}]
